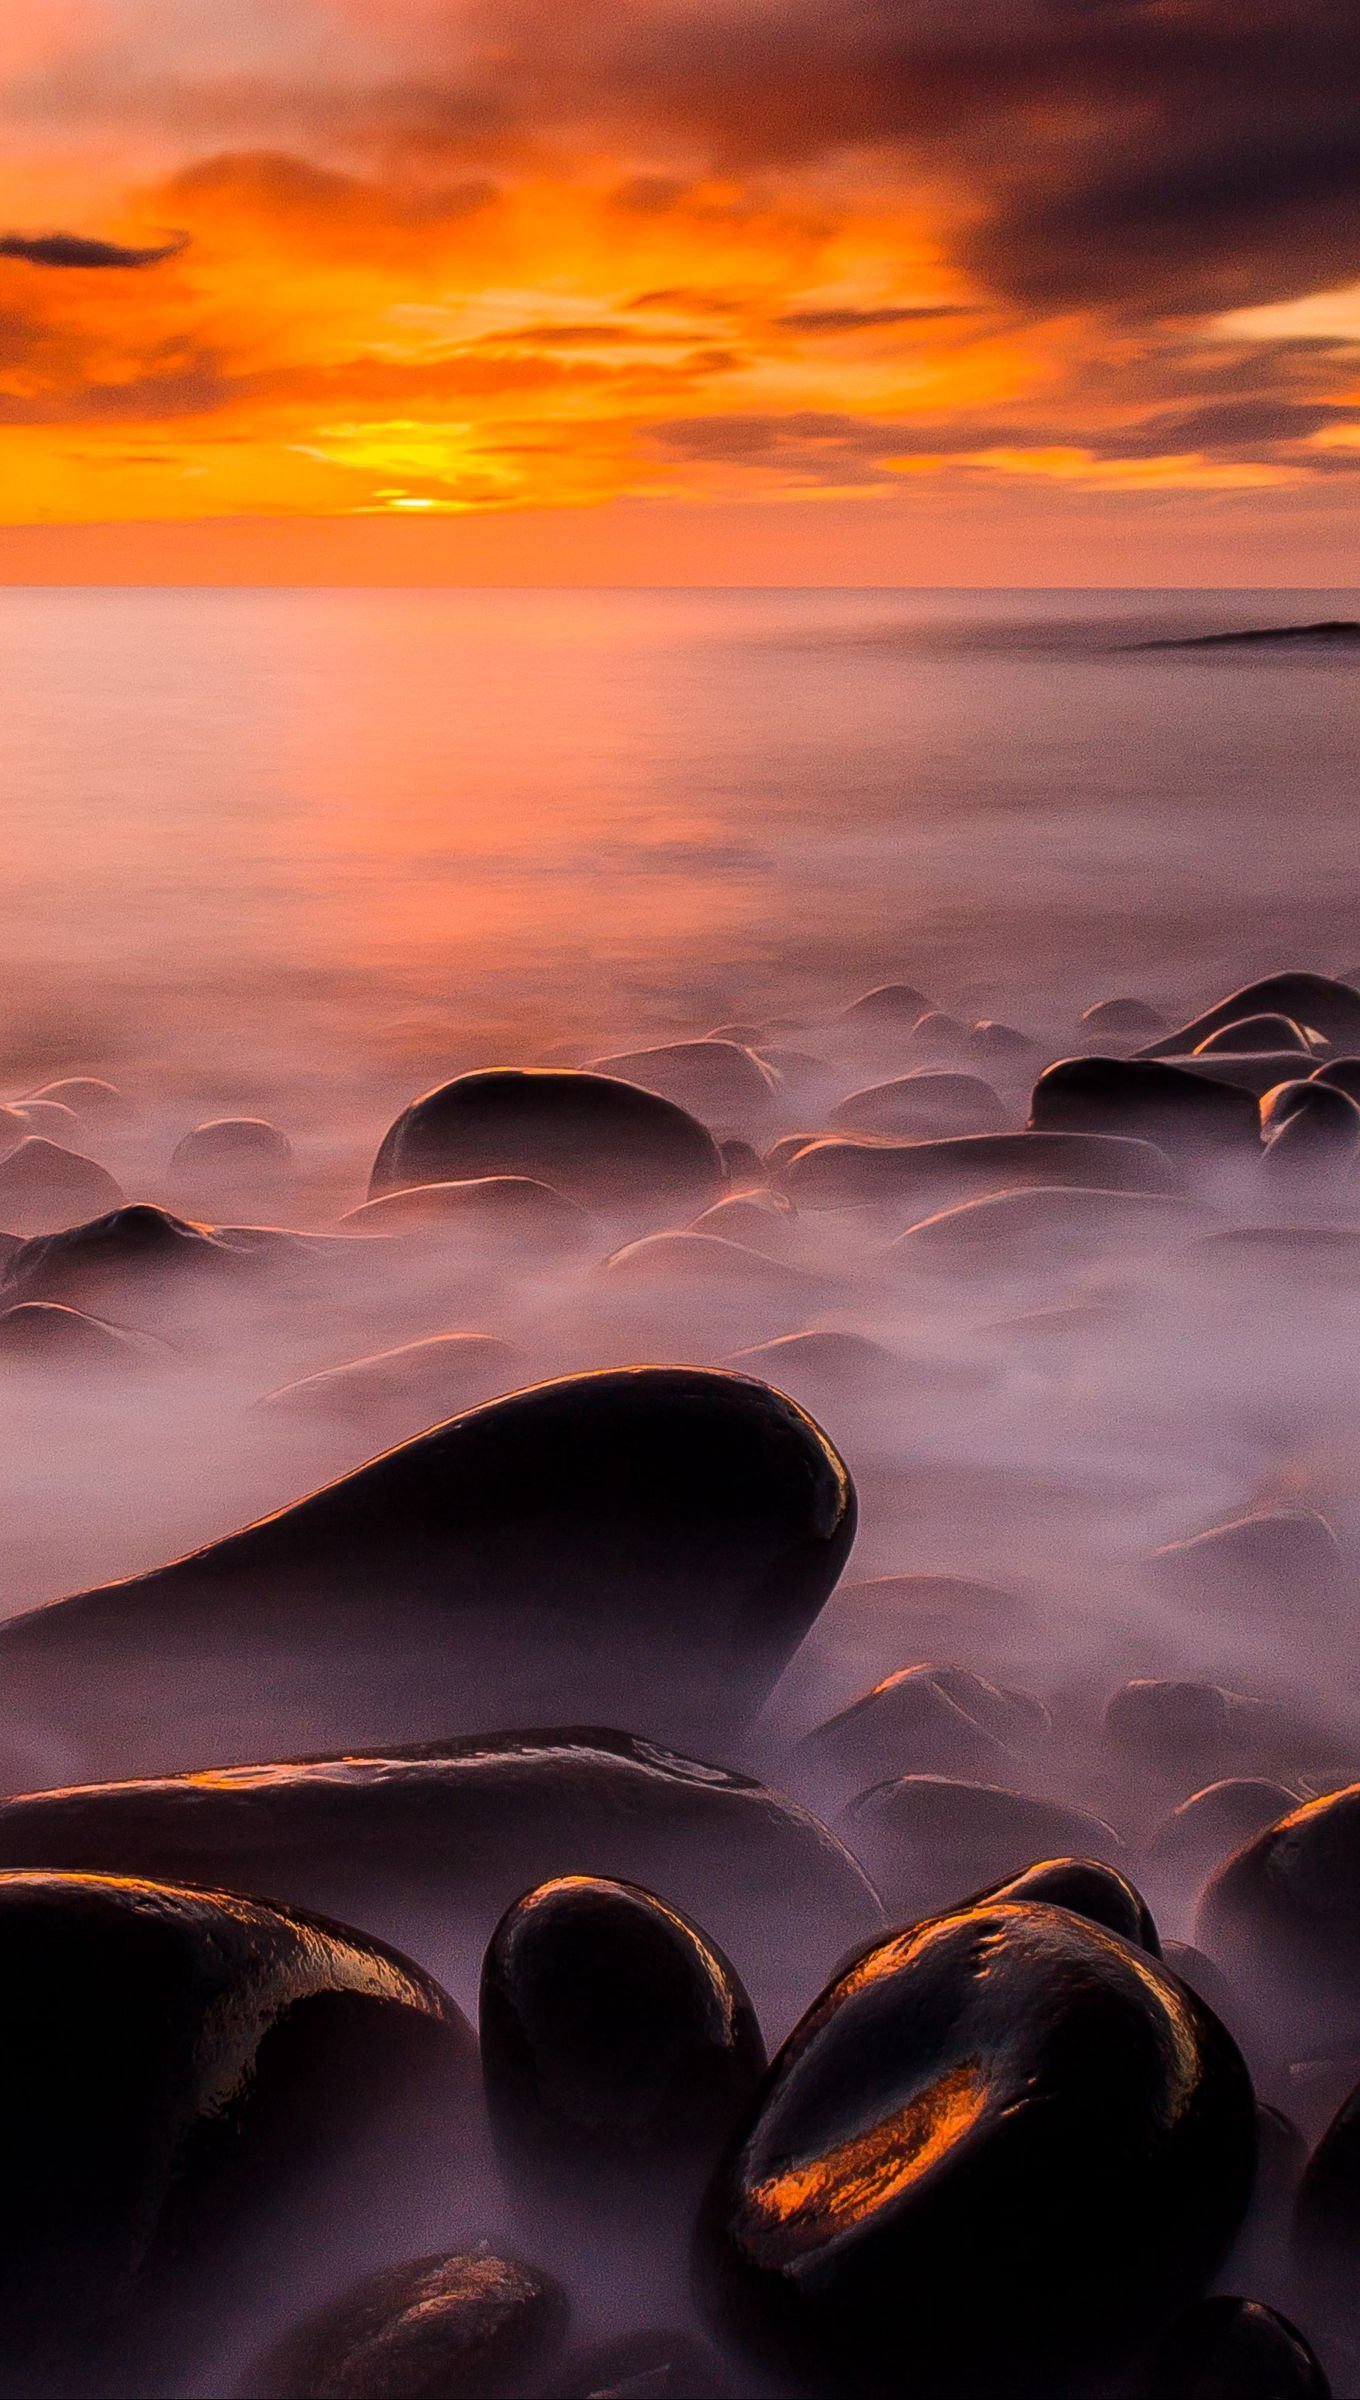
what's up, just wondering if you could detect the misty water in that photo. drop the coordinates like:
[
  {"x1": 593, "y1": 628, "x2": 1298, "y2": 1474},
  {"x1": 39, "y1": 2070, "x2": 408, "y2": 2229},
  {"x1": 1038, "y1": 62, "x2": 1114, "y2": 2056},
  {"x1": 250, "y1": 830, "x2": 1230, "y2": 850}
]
[{"x1": 2, "y1": 584, "x2": 1360, "y2": 2390}]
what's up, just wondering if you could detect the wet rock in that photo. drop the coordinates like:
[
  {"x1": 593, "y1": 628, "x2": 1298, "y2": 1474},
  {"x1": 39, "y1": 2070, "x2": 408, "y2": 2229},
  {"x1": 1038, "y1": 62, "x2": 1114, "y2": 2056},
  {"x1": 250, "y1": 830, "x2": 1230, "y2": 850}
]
[
  {"x1": 1195, "y1": 1014, "x2": 1312, "y2": 1055},
  {"x1": 258, "y1": 1332, "x2": 524, "y2": 1445},
  {"x1": 339, "y1": 1175, "x2": 595, "y2": 1258},
  {"x1": 0, "y1": 1870, "x2": 478, "y2": 2394},
  {"x1": 479, "y1": 1877, "x2": 765, "y2": 2206},
  {"x1": 0, "y1": 1366, "x2": 856, "y2": 1767},
  {"x1": 794, "y1": 1666, "x2": 1037, "y2": 1804},
  {"x1": 698, "y1": 1901, "x2": 1256, "y2": 2396},
  {"x1": 596, "y1": 1233, "x2": 820, "y2": 1339},
  {"x1": 1259, "y1": 1083, "x2": 1360, "y2": 1191},
  {"x1": 1140, "y1": 975, "x2": 1360, "y2": 1059},
  {"x1": 890, "y1": 1184, "x2": 1197, "y2": 1283},
  {"x1": 786, "y1": 1575, "x2": 1036, "y2": 1710},
  {"x1": 1261, "y1": 1079, "x2": 1328, "y2": 1135},
  {"x1": 245, "y1": 2249, "x2": 568, "y2": 2400},
  {"x1": 965, "y1": 1020, "x2": 1038, "y2": 1066},
  {"x1": 1313, "y1": 1058, "x2": 1360, "y2": 1104},
  {"x1": 724, "y1": 1329, "x2": 979, "y2": 1425},
  {"x1": 0, "y1": 1299, "x2": 170, "y2": 1372},
  {"x1": 717, "y1": 1138, "x2": 765, "y2": 1187},
  {"x1": 369, "y1": 1069, "x2": 724, "y2": 1220},
  {"x1": 538, "y1": 2327, "x2": 736, "y2": 2398},
  {"x1": 0, "y1": 1731, "x2": 881, "y2": 2028},
  {"x1": 1028, "y1": 1056, "x2": 1261, "y2": 1151},
  {"x1": 21, "y1": 1076, "x2": 127, "y2": 1121},
  {"x1": 1104, "y1": 1681, "x2": 1287, "y2": 1786},
  {"x1": 835, "y1": 983, "x2": 933, "y2": 1030},
  {"x1": 0, "y1": 1203, "x2": 297, "y2": 1324},
  {"x1": 1146, "y1": 1509, "x2": 1346, "y2": 1621},
  {"x1": 902, "y1": 1009, "x2": 967, "y2": 1056},
  {"x1": 690, "y1": 1193, "x2": 795, "y2": 1254},
  {"x1": 780, "y1": 1128, "x2": 1179, "y2": 1210},
  {"x1": 1178, "y1": 1050, "x2": 1335, "y2": 1098},
  {"x1": 841, "y1": 1775, "x2": 1121, "y2": 1920},
  {"x1": 170, "y1": 1118, "x2": 293, "y2": 1173},
  {"x1": 1150, "y1": 2297, "x2": 1330, "y2": 2399},
  {"x1": 1199, "y1": 1784, "x2": 1360, "y2": 2051},
  {"x1": 1144, "y1": 1780, "x2": 1298, "y2": 1901},
  {"x1": 0, "y1": 1137, "x2": 124, "y2": 1236},
  {"x1": 1294, "y1": 2078, "x2": 1360, "y2": 2343},
  {"x1": 829, "y1": 1071, "x2": 1008, "y2": 1139},
  {"x1": 967, "y1": 1856, "x2": 1160, "y2": 1952},
  {"x1": 588, "y1": 1041, "x2": 778, "y2": 1122},
  {"x1": 1080, "y1": 997, "x2": 1167, "y2": 1036}
]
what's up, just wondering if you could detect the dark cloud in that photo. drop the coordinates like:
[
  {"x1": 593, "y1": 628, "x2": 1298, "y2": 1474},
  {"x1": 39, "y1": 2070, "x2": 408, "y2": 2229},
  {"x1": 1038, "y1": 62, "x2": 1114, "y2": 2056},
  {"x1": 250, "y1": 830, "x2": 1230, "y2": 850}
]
[
  {"x1": 776, "y1": 305, "x2": 974, "y2": 331},
  {"x1": 0, "y1": 231, "x2": 187, "y2": 270}
]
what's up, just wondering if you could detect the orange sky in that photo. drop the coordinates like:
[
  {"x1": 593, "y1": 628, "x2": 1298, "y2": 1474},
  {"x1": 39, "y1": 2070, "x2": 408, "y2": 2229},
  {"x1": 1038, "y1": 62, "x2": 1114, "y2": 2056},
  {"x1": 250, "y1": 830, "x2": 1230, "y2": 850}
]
[{"x1": 0, "y1": 0, "x2": 1355, "y2": 580}]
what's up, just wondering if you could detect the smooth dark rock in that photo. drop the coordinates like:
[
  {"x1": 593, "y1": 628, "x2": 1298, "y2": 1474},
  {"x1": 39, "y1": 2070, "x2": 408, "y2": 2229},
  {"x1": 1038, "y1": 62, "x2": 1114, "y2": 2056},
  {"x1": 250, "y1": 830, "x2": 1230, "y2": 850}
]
[
  {"x1": 0, "y1": 1366, "x2": 856, "y2": 1769},
  {"x1": 1138, "y1": 976, "x2": 1360, "y2": 1060},
  {"x1": 1146, "y1": 1510, "x2": 1345, "y2": 1620},
  {"x1": 1028, "y1": 1056, "x2": 1260, "y2": 1151},
  {"x1": 340, "y1": 1176, "x2": 595, "y2": 1256},
  {"x1": 841, "y1": 1775, "x2": 1121, "y2": 1920},
  {"x1": 698, "y1": 1901, "x2": 1256, "y2": 2396},
  {"x1": 967, "y1": 1856, "x2": 1160, "y2": 1952},
  {"x1": 828, "y1": 1072, "x2": 1008, "y2": 1138},
  {"x1": 245, "y1": 2249, "x2": 568, "y2": 2400},
  {"x1": 0, "y1": 1731, "x2": 881, "y2": 2026},
  {"x1": 1144, "y1": 1781, "x2": 1297, "y2": 1897},
  {"x1": 0, "y1": 1204, "x2": 314, "y2": 1326},
  {"x1": 1151, "y1": 2297, "x2": 1330, "y2": 2398},
  {"x1": 795, "y1": 1666, "x2": 1038, "y2": 1801},
  {"x1": 171, "y1": 1118, "x2": 293, "y2": 1171},
  {"x1": 0, "y1": 1300, "x2": 169, "y2": 1372},
  {"x1": 1177, "y1": 1050, "x2": 1335, "y2": 1098},
  {"x1": 0, "y1": 1138, "x2": 124, "y2": 1236},
  {"x1": 690, "y1": 1193, "x2": 794, "y2": 1254},
  {"x1": 1260, "y1": 1079, "x2": 1328, "y2": 1135},
  {"x1": 258, "y1": 1333, "x2": 524, "y2": 1443},
  {"x1": 890, "y1": 1184, "x2": 1196, "y2": 1277},
  {"x1": 1194, "y1": 1014, "x2": 1311, "y2": 1055},
  {"x1": 1294, "y1": 2079, "x2": 1360, "y2": 2341},
  {"x1": 479, "y1": 1877, "x2": 765, "y2": 2202},
  {"x1": 588, "y1": 1041, "x2": 778, "y2": 1120},
  {"x1": 780, "y1": 1128, "x2": 1179, "y2": 1209},
  {"x1": 369, "y1": 1069, "x2": 724, "y2": 1218},
  {"x1": 1080, "y1": 997, "x2": 1167, "y2": 1036},
  {"x1": 835, "y1": 983, "x2": 933, "y2": 1029},
  {"x1": 1313, "y1": 1058, "x2": 1360, "y2": 1104},
  {"x1": 1200, "y1": 1784, "x2": 1360, "y2": 2051},
  {"x1": 1104, "y1": 1681, "x2": 1284, "y2": 1784},
  {"x1": 0, "y1": 1870, "x2": 477, "y2": 2394}
]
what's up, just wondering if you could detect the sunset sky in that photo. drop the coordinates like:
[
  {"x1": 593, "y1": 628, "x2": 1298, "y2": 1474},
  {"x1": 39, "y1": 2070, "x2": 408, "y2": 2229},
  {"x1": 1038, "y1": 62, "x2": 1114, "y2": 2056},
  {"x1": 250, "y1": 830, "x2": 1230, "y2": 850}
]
[{"x1": 0, "y1": 0, "x2": 1355, "y2": 580}]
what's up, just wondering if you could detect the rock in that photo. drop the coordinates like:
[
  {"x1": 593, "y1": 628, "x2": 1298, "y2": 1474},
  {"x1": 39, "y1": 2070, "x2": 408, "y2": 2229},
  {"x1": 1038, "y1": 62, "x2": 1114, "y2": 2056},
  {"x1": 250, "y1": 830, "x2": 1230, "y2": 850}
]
[
  {"x1": 1028, "y1": 1056, "x2": 1261, "y2": 1151},
  {"x1": 780, "y1": 1128, "x2": 1179, "y2": 1210},
  {"x1": 1080, "y1": 997, "x2": 1167, "y2": 1036},
  {"x1": 0, "y1": 1870, "x2": 477, "y2": 2392},
  {"x1": 1144, "y1": 1781, "x2": 1298, "y2": 1900},
  {"x1": 1313, "y1": 1058, "x2": 1360, "y2": 1104},
  {"x1": 1294, "y1": 2079, "x2": 1360, "y2": 2343},
  {"x1": 1259, "y1": 1084, "x2": 1360, "y2": 1191},
  {"x1": 0, "y1": 1138, "x2": 124, "y2": 1236},
  {"x1": 1151, "y1": 2297, "x2": 1330, "y2": 2398},
  {"x1": 829, "y1": 1072, "x2": 1008, "y2": 1139},
  {"x1": 0, "y1": 1732, "x2": 881, "y2": 2029},
  {"x1": 841, "y1": 1776, "x2": 1121, "y2": 1921},
  {"x1": 965, "y1": 1021, "x2": 1038, "y2": 1066},
  {"x1": 690, "y1": 1193, "x2": 795, "y2": 1254},
  {"x1": 258, "y1": 1332, "x2": 524, "y2": 1445},
  {"x1": 1179, "y1": 1050, "x2": 1335, "y2": 1098},
  {"x1": 836, "y1": 983, "x2": 933, "y2": 1030},
  {"x1": 479, "y1": 1877, "x2": 765, "y2": 2205},
  {"x1": 1104, "y1": 1681, "x2": 1285, "y2": 1786},
  {"x1": 0, "y1": 1204, "x2": 297, "y2": 1325},
  {"x1": 717, "y1": 1138, "x2": 764, "y2": 1187},
  {"x1": 170, "y1": 1118, "x2": 293, "y2": 1174},
  {"x1": 21, "y1": 1077, "x2": 127, "y2": 1121},
  {"x1": 889, "y1": 1185, "x2": 1197, "y2": 1282},
  {"x1": 587, "y1": 1041, "x2": 778, "y2": 1122},
  {"x1": 1139, "y1": 975, "x2": 1360, "y2": 1058},
  {"x1": 595, "y1": 1234, "x2": 820, "y2": 1340},
  {"x1": 245, "y1": 2249, "x2": 569, "y2": 2400},
  {"x1": 966, "y1": 1856, "x2": 1160, "y2": 1953},
  {"x1": 794, "y1": 1666, "x2": 1037, "y2": 1804},
  {"x1": 369, "y1": 1070, "x2": 724, "y2": 1220},
  {"x1": 697, "y1": 1901, "x2": 1256, "y2": 2395},
  {"x1": 1199, "y1": 1784, "x2": 1360, "y2": 2051},
  {"x1": 0, "y1": 1366, "x2": 856, "y2": 1769},
  {"x1": 0, "y1": 1300, "x2": 170, "y2": 1373},
  {"x1": 538, "y1": 2327, "x2": 737, "y2": 2398},
  {"x1": 1261, "y1": 1079, "x2": 1328, "y2": 1135},
  {"x1": 1145, "y1": 1510, "x2": 1346, "y2": 1621},
  {"x1": 902, "y1": 1010, "x2": 968, "y2": 1056},
  {"x1": 14, "y1": 1100, "x2": 80, "y2": 1139},
  {"x1": 724, "y1": 1330, "x2": 973, "y2": 1423},
  {"x1": 1194, "y1": 1014, "x2": 1313, "y2": 1055},
  {"x1": 339, "y1": 1175, "x2": 595, "y2": 1258}
]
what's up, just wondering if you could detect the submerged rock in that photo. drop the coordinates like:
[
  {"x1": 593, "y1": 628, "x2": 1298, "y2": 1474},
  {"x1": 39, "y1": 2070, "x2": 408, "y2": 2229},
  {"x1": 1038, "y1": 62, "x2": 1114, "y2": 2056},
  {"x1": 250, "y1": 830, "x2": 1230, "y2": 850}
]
[
  {"x1": 795, "y1": 1665, "x2": 1039, "y2": 1803},
  {"x1": 780, "y1": 1128, "x2": 1178, "y2": 1209},
  {"x1": 1080, "y1": 996, "x2": 1167, "y2": 1036},
  {"x1": 1028, "y1": 1056, "x2": 1260, "y2": 1151},
  {"x1": 1146, "y1": 1509, "x2": 1346, "y2": 1621},
  {"x1": 1195, "y1": 1014, "x2": 1312, "y2": 1055},
  {"x1": 0, "y1": 1730, "x2": 881, "y2": 2026},
  {"x1": 245, "y1": 2249, "x2": 568, "y2": 2400},
  {"x1": 0, "y1": 1870, "x2": 477, "y2": 2393},
  {"x1": 587, "y1": 1040, "x2": 778, "y2": 1121},
  {"x1": 1144, "y1": 1780, "x2": 1297, "y2": 1900},
  {"x1": 698, "y1": 1901, "x2": 1256, "y2": 2396},
  {"x1": 1151, "y1": 2297, "x2": 1330, "y2": 2399},
  {"x1": 0, "y1": 1299, "x2": 170, "y2": 1372},
  {"x1": 258, "y1": 1332, "x2": 524, "y2": 1444},
  {"x1": 841, "y1": 1775, "x2": 1121, "y2": 1920},
  {"x1": 479, "y1": 1876, "x2": 765, "y2": 2203},
  {"x1": 369, "y1": 1069, "x2": 724, "y2": 1219},
  {"x1": 1200, "y1": 1783, "x2": 1360, "y2": 2050},
  {"x1": 1140, "y1": 975, "x2": 1360, "y2": 1059},
  {"x1": 339, "y1": 1175, "x2": 595, "y2": 1257},
  {"x1": 0, "y1": 1137, "x2": 124, "y2": 1236},
  {"x1": 829, "y1": 1071, "x2": 1008, "y2": 1139},
  {"x1": 0, "y1": 1365, "x2": 856, "y2": 1768}
]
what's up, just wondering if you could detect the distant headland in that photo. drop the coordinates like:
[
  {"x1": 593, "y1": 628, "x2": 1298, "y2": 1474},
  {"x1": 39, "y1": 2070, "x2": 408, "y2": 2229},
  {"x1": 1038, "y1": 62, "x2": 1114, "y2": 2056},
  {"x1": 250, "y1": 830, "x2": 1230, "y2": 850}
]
[{"x1": 1140, "y1": 620, "x2": 1360, "y2": 650}]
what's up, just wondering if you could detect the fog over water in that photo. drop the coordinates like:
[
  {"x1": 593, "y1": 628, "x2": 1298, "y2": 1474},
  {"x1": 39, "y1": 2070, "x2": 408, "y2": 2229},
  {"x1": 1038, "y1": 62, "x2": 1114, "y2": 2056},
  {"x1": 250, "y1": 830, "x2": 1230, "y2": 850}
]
[{"x1": 2, "y1": 584, "x2": 1360, "y2": 2386}]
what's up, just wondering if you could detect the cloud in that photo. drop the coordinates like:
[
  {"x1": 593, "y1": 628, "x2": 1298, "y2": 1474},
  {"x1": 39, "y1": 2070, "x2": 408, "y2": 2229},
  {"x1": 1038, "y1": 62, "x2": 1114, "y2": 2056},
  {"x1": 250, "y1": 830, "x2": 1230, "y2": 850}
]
[
  {"x1": 776, "y1": 306, "x2": 973, "y2": 332},
  {"x1": 0, "y1": 230, "x2": 187, "y2": 269}
]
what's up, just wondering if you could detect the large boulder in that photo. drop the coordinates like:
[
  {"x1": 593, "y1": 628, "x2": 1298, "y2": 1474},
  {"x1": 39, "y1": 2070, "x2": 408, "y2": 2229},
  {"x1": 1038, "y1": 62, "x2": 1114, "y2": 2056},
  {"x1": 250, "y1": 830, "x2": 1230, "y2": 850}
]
[
  {"x1": 369, "y1": 1069, "x2": 724, "y2": 1219},
  {"x1": 1138, "y1": 975, "x2": 1360, "y2": 1059},
  {"x1": 0, "y1": 1366, "x2": 856, "y2": 1770},
  {"x1": 1028, "y1": 1057, "x2": 1260, "y2": 1152},
  {"x1": 697, "y1": 1902, "x2": 1256, "y2": 2395}
]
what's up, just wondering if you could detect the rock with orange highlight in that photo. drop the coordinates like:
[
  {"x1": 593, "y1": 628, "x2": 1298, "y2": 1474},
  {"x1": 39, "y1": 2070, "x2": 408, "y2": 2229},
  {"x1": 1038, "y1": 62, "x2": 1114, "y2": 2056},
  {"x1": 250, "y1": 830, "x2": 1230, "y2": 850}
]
[
  {"x1": 244, "y1": 2250, "x2": 569, "y2": 2400},
  {"x1": 479, "y1": 1876, "x2": 764, "y2": 2213},
  {"x1": 697, "y1": 1901, "x2": 1256, "y2": 2396}
]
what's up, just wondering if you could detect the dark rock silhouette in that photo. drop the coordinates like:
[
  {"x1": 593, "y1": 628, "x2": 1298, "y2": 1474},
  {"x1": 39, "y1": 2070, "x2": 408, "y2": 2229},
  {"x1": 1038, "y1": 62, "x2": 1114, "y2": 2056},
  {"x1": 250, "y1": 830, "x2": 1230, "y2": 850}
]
[
  {"x1": 1139, "y1": 975, "x2": 1360, "y2": 1059},
  {"x1": 1029, "y1": 1056, "x2": 1260, "y2": 1150},
  {"x1": 244, "y1": 2249, "x2": 569, "y2": 2400}
]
